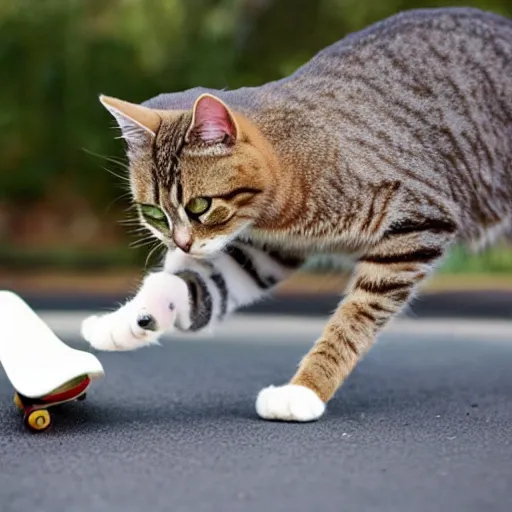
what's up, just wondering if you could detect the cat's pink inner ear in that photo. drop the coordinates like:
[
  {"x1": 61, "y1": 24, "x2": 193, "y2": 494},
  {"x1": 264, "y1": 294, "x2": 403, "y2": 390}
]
[{"x1": 188, "y1": 94, "x2": 237, "y2": 144}]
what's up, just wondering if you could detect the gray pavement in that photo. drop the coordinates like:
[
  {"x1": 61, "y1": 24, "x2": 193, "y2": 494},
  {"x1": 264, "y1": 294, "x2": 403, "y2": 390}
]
[
  {"x1": 16, "y1": 288, "x2": 512, "y2": 319},
  {"x1": 1, "y1": 315, "x2": 512, "y2": 512}
]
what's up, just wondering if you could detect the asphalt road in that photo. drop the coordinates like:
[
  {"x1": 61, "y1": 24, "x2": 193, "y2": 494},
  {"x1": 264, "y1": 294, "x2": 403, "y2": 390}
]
[
  {"x1": 18, "y1": 289, "x2": 512, "y2": 320},
  {"x1": 1, "y1": 315, "x2": 512, "y2": 512}
]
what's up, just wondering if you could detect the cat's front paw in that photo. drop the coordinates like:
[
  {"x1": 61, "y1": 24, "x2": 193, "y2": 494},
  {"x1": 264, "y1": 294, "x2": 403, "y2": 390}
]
[
  {"x1": 255, "y1": 384, "x2": 326, "y2": 422},
  {"x1": 81, "y1": 308, "x2": 162, "y2": 352},
  {"x1": 81, "y1": 272, "x2": 190, "y2": 352}
]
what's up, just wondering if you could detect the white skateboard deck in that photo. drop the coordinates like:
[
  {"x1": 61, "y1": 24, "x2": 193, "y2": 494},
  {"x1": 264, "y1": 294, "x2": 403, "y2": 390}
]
[{"x1": 0, "y1": 291, "x2": 104, "y2": 399}]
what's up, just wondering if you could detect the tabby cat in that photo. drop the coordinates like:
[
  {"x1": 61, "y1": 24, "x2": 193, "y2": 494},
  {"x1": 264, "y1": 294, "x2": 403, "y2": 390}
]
[{"x1": 82, "y1": 7, "x2": 512, "y2": 422}]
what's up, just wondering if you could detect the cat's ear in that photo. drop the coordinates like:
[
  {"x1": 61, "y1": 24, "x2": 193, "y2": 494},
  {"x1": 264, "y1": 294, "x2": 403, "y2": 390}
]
[
  {"x1": 99, "y1": 95, "x2": 161, "y2": 147},
  {"x1": 186, "y1": 94, "x2": 238, "y2": 146}
]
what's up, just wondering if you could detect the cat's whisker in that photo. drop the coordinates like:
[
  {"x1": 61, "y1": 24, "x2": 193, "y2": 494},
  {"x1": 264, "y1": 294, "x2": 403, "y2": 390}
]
[
  {"x1": 82, "y1": 147, "x2": 130, "y2": 171},
  {"x1": 130, "y1": 242, "x2": 155, "y2": 250},
  {"x1": 130, "y1": 234, "x2": 159, "y2": 249},
  {"x1": 122, "y1": 224, "x2": 146, "y2": 231},
  {"x1": 129, "y1": 233, "x2": 154, "y2": 244},
  {"x1": 101, "y1": 166, "x2": 131, "y2": 183},
  {"x1": 126, "y1": 228, "x2": 149, "y2": 236},
  {"x1": 120, "y1": 222, "x2": 142, "y2": 228},
  {"x1": 144, "y1": 241, "x2": 166, "y2": 269},
  {"x1": 123, "y1": 203, "x2": 139, "y2": 213},
  {"x1": 105, "y1": 191, "x2": 134, "y2": 212},
  {"x1": 119, "y1": 217, "x2": 142, "y2": 225},
  {"x1": 125, "y1": 223, "x2": 146, "y2": 230}
]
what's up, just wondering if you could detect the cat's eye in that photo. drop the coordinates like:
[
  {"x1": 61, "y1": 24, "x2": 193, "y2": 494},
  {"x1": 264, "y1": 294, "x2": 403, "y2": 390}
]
[
  {"x1": 186, "y1": 197, "x2": 211, "y2": 216},
  {"x1": 141, "y1": 204, "x2": 166, "y2": 221},
  {"x1": 139, "y1": 204, "x2": 169, "y2": 231}
]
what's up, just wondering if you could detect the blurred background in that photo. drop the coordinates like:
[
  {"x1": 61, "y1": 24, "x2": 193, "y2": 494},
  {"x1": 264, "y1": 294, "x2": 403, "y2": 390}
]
[{"x1": 2, "y1": 0, "x2": 512, "y2": 298}]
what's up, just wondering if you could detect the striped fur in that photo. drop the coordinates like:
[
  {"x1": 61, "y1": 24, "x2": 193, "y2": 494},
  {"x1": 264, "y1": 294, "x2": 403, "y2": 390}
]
[
  {"x1": 85, "y1": 8, "x2": 512, "y2": 421},
  {"x1": 167, "y1": 242, "x2": 304, "y2": 331}
]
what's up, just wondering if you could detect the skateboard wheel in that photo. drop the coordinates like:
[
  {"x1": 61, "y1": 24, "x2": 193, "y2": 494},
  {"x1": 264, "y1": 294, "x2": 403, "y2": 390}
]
[
  {"x1": 77, "y1": 393, "x2": 87, "y2": 401},
  {"x1": 13, "y1": 393, "x2": 23, "y2": 410},
  {"x1": 25, "y1": 409, "x2": 51, "y2": 432}
]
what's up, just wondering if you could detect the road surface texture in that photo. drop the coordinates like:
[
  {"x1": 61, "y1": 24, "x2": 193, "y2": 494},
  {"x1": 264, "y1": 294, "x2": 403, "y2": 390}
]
[
  {"x1": 1, "y1": 314, "x2": 512, "y2": 512},
  {"x1": 19, "y1": 289, "x2": 512, "y2": 319}
]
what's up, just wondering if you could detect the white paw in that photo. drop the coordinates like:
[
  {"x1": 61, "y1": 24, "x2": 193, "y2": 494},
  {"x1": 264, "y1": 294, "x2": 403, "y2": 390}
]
[
  {"x1": 81, "y1": 309, "x2": 161, "y2": 352},
  {"x1": 255, "y1": 384, "x2": 326, "y2": 422},
  {"x1": 81, "y1": 272, "x2": 190, "y2": 352}
]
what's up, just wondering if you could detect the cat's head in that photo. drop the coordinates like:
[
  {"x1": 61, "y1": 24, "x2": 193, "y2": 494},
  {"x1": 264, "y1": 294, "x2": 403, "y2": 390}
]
[{"x1": 100, "y1": 93, "x2": 277, "y2": 257}]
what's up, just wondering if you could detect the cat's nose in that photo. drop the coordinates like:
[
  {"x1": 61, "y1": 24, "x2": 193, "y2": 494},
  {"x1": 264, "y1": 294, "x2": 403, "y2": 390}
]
[
  {"x1": 176, "y1": 239, "x2": 192, "y2": 253},
  {"x1": 173, "y1": 227, "x2": 192, "y2": 253}
]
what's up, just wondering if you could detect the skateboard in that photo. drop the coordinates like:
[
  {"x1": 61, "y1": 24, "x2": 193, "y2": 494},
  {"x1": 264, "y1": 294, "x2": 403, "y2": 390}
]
[{"x1": 0, "y1": 291, "x2": 104, "y2": 432}]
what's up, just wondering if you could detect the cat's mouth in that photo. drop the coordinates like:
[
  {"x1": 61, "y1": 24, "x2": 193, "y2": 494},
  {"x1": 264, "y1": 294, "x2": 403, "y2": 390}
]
[{"x1": 162, "y1": 239, "x2": 209, "y2": 259}]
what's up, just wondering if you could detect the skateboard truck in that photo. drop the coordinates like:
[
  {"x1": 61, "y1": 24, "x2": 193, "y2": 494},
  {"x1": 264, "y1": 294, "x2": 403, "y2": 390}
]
[{"x1": 13, "y1": 375, "x2": 92, "y2": 432}]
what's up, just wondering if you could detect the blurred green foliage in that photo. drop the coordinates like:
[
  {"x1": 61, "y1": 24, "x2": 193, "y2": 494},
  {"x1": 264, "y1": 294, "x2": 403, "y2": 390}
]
[{"x1": 1, "y1": 0, "x2": 512, "y2": 271}]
